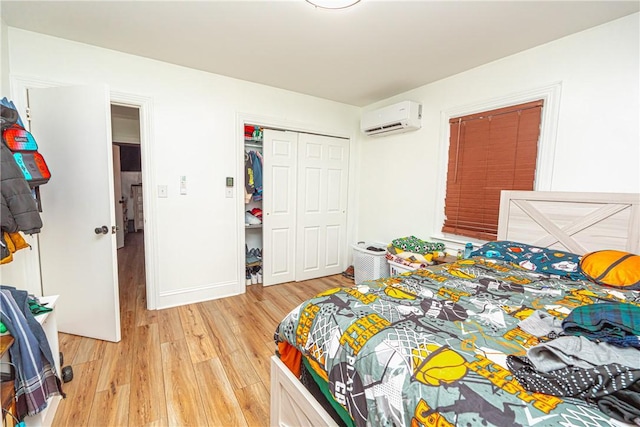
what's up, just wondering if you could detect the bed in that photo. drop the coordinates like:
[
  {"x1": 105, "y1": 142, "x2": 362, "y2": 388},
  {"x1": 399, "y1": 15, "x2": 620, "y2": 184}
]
[{"x1": 270, "y1": 191, "x2": 640, "y2": 427}]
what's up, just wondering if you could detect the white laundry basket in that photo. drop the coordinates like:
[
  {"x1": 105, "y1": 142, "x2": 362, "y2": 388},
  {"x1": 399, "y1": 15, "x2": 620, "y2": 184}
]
[
  {"x1": 352, "y1": 242, "x2": 390, "y2": 284},
  {"x1": 388, "y1": 260, "x2": 418, "y2": 276}
]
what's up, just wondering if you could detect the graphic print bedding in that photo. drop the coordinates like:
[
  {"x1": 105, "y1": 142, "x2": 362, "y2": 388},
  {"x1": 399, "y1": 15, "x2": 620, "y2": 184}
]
[{"x1": 274, "y1": 258, "x2": 640, "y2": 427}]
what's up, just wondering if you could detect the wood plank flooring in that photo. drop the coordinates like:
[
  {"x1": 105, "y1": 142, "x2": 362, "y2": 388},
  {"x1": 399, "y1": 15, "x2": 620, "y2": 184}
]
[{"x1": 52, "y1": 231, "x2": 352, "y2": 426}]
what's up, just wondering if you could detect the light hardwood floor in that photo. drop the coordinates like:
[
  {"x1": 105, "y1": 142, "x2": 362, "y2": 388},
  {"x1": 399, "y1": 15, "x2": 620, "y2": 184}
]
[{"x1": 52, "y1": 231, "x2": 352, "y2": 426}]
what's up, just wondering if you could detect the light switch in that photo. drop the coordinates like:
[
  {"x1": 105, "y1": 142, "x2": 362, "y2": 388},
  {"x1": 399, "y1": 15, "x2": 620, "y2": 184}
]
[
  {"x1": 158, "y1": 185, "x2": 168, "y2": 198},
  {"x1": 225, "y1": 187, "x2": 233, "y2": 198},
  {"x1": 180, "y1": 176, "x2": 187, "y2": 195}
]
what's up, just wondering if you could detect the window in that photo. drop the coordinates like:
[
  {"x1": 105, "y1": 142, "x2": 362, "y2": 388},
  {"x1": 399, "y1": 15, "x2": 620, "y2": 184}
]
[{"x1": 442, "y1": 100, "x2": 543, "y2": 240}]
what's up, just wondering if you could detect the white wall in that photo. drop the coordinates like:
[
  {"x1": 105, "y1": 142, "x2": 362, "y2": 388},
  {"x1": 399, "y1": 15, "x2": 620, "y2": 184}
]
[
  {"x1": 1, "y1": 17, "x2": 44, "y2": 295},
  {"x1": 0, "y1": 16, "x2": 9, "y2": 96},
  {"x1": 358, "y1": 13, "x2": 640, "y2": 249},
  {"x1": 4, "y1": 28, "x2": 361, "y2": 308}
]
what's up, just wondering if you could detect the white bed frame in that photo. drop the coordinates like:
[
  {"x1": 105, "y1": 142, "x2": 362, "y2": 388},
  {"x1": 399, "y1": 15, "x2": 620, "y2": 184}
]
[
  {"x1": 270, "y1": 191, "x2": 640, "y2": 427},
  {"x1": 498, "y1": 191, "x2": 639, "y2": 255}
]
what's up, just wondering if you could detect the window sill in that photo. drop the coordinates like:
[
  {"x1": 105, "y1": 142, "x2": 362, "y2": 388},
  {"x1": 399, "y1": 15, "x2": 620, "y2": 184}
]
[{"x1": 430, "y1": 233, "x2": 487, "y2": 253}]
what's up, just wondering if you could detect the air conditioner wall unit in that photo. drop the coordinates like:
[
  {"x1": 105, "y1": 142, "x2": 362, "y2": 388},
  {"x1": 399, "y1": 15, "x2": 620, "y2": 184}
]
[{"x1": 361, "y1": 101, "x2": 422, "y2": 137}]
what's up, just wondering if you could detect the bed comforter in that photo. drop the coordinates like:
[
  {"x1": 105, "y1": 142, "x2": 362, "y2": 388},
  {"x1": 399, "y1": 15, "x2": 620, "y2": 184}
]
[{"x1": 274, "y1": 258, "x2": 640, "y2": 427}]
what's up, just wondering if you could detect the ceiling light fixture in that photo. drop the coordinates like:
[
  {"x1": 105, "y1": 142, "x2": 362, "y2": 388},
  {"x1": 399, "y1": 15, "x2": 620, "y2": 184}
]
[{"x1": 306, "y1": 0, "x2": 361, "y2": 9}]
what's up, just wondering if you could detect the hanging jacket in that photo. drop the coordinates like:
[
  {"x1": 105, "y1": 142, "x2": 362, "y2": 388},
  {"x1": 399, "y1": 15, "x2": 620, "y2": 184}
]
[
  {"x1": 244, "y1": 151, "x2": 255, "y2": 204},
  {"x1": 1, "y1": 142, "x2": 42, "y2": 234},
  {"x1": 1, "y1": 103, "x2": 21, "y2": 129},
  {"x1": 251, "y1": 150, "x2": 263, "y2": 201}
]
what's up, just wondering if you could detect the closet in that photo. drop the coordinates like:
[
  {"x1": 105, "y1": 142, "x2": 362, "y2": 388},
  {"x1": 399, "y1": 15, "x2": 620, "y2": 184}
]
[
  {"x1": 244, "y1": 125, "x2": 264, "y2": 285},
  {"x1": 244, "y1": 126, "x2": 350, "y2": 287}
]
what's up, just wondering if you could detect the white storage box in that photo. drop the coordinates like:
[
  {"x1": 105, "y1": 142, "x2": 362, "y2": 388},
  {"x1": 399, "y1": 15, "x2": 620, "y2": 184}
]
[
  {"x1": 388, "y1": 260, "x2": 418, "y2": 276},
  {"x1": 352, "y1": 242, "x2": 390, "y2": 284}
]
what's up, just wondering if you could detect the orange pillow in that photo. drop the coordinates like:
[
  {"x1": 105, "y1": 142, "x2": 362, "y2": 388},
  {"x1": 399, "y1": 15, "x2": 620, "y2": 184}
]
[{"x1": 579, "y1": 250, "x2": 640, "y2": 289}]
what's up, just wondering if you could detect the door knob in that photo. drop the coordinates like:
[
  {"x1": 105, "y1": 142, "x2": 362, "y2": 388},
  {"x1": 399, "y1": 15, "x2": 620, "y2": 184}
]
[{"x1": 94, "y1": 226, "x2": 109, "y2": 235}]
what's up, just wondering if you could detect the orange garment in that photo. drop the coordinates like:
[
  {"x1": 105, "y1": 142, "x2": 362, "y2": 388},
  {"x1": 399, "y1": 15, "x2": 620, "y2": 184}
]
[
  {"x1": 277, "y1": 341, "x2": 302, "y2": 378},
  {"x1": 1, "y1": 231, "x2": 29, "y2": 264}
]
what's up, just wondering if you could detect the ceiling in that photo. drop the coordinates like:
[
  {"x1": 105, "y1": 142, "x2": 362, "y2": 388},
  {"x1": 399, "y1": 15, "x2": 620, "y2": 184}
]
[{"x1": 2, "y1": 0, "x2": 638, "y2": 107}]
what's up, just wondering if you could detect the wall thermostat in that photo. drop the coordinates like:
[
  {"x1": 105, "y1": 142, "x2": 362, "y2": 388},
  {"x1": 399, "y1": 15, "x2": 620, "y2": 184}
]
[{"x1": 226, "y1": 177, "x2": 234, "y2": 187}]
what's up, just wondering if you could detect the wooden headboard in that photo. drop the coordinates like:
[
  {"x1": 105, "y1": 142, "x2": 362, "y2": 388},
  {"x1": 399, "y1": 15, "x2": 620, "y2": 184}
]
[{"x1": 497, "y1": 191, "x2": 640, "y2": 255}]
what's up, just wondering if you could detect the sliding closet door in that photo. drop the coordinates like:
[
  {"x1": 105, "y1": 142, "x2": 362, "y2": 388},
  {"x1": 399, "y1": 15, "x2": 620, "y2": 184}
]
[
  {"x1": 295, "y1": 134, "x2": 349, "y2": 281},
  {"x1": 262, "y1": 129, "x2": 298, "y2": 286}
]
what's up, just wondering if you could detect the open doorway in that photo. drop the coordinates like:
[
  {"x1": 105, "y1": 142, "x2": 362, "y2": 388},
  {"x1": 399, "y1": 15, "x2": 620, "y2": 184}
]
[
  {"x1": 111, "y1": 104, "x2": 143, "y2": 248},
  {"x1": 110, "y1": 104, "x2": 146, "y2": 316}
]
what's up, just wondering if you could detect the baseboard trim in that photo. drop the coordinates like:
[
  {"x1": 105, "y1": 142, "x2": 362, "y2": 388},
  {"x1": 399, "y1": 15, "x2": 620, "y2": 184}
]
[{"x1": 156, "y1": 280, "x2": 242, "y2": 309}]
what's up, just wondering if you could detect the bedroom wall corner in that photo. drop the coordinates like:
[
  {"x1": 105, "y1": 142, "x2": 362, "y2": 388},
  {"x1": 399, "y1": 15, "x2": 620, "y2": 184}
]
[
  {"x1": 346, "y1": 130, "x2": 365, "y2": 267},
  {"x1": 356, "y1": 13, "x2": 640, "y2": 249}
]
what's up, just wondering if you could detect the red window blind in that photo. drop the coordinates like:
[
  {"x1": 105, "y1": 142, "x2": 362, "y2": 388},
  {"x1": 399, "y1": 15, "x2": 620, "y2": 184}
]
[{"x1": 442, "y1": 100, "x2": 543, "y2": 240}]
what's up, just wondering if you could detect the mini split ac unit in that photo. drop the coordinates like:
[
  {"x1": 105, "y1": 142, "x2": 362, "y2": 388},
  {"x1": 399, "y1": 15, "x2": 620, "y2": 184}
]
[{"x1": 361, "y1": 101, "x2": 422, "y2": 137}]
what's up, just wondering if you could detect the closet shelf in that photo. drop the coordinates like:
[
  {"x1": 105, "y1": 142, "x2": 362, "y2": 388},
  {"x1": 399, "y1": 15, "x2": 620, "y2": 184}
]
[
  {"x1": 244, "y1": 137, "x2": 263, "y2": 149},
  {"x1": 245, "y1": 224, "x2": 262, "y2": 229},
  {"x1": 245, "y1": 142, "x2": 262, "y2": 149}
]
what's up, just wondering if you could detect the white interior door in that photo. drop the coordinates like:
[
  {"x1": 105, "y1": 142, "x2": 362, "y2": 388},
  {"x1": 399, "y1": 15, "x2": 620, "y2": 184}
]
[
  {"x1": 112, "y1": 145, "x2": 125, "y2": 249},
  {"x1": 28, "y1": 84, "x2": 121, "y2": 342},
  {"x1": 296, "y1": 134, "x2": 349, "y2": 281},
  {"x1": 262, "y1": 129, "x2": 297, "y2": 286}
]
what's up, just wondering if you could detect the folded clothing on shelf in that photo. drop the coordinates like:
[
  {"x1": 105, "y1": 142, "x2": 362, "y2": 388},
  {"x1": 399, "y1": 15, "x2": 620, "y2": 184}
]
[
  {"x1": 250, "y1": 208, "x2": 263, "y2": 221},
  {"x1": 245, "y1": 211, "x2": 262, "y2": 225}
]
